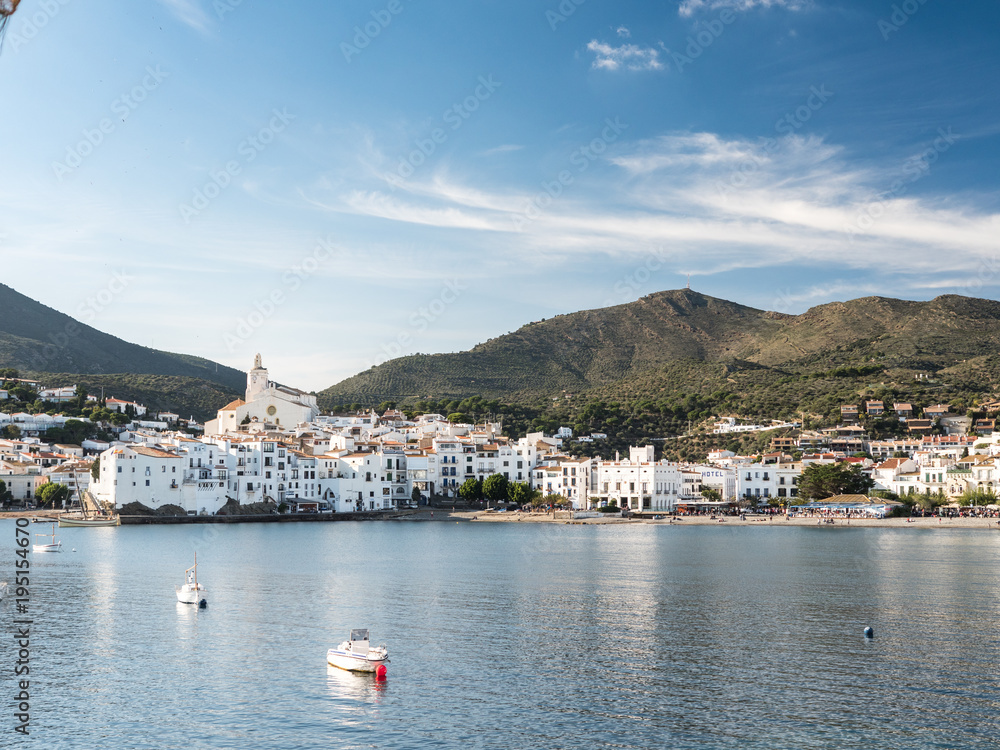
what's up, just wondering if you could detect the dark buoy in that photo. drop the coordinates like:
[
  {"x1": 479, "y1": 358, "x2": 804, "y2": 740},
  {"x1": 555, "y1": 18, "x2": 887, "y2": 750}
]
[
  {"x1": 375, "y1": 664, "x2": 388, "y2": 680},
  {"x1": 863, "y1": 626, "x2": 873, "y2": 639},
  {"x1": 199, "y1": 599, "x2": 207, "y2": 609}
]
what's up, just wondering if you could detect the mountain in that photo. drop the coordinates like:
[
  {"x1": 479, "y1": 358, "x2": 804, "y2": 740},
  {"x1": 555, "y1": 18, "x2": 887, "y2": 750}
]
[
  {"x1": 319, "y1": 290, "x2": 1000, "y2": 407},
  {"x1": 0, "y1": 283, "x2": 245, "y2": 391}
]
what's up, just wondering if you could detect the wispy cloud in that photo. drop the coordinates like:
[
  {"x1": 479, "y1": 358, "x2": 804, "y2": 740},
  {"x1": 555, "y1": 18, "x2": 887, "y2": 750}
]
[
  {"x1": 318, "y1": 130, "x2": 1000, "y2": 284},
  {"x1": 157, "y1": 0, "x2": 212, "y2": 33},
  {"x1": 480, "y1": 144, "x2": 524, "y2": 157},
  {"x1": 586, "y1": 40, "x2": 664, "y2": 72},
  {"x1": 678, "y1": 0, "x2": 810, "y2": 17},
  {"x1": 616, "y1": 26, "x2": 632, "y2": 38}
]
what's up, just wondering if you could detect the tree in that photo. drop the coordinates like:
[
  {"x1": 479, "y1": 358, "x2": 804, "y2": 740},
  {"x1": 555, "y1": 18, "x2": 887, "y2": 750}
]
[
  {"x1": 507, "y1": 481, "x2": 533, "y2": 506},
  {"x1": 410, "y1": 486, "x2": 421, "y2": 506},
  {"x1": 447, "y1": 412, "x2": 467, "y2": 424},
  {"x1": 0, "y1": 479, "x2": 12, "y2": 505},
  {"x1": 2, "y1": 424, "x2": 21, "y2": 439},
  {"x1": 797, "y1": 462, "x2": 874, "y2": 500},
  {"x1": 457, "y1": 477, "x2": 482, "y2": 503},
  {"x1": 36, "y1": 482, "x2": 71, "y2": 508},
  {"x1": 91, "y1": 456, "x2": 101, "y2": 481},
  {"x1": 700, "y1": 488, "x2": 722, "y2": 502},
  {"x1": 482, "y1": 474, "x2": 508, "y2": 504}
]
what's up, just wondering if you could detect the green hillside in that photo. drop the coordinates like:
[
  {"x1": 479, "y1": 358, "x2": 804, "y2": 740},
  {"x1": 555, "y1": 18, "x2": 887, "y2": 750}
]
[
  {"x1": 320, "y1": 290, "x2": 1000, "y2": 409},
  {"x1": 0, "y1": 283, "x2": 245, "y2": 391}
]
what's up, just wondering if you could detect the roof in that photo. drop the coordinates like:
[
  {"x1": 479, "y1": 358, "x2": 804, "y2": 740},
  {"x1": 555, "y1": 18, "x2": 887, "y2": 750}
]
[
  {"x1": 219, "y1": 399, "x2": 246, "y2": 411},
  {"x1": 130, "y1": 447, "x2": 180, "y2": 459}
]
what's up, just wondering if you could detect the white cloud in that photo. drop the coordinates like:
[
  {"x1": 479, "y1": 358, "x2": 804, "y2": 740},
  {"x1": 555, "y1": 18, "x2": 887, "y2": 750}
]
[
  {"x1": 616, "y1": 26, "x2": 631, "y2": 38},
  {"x1": 324, "y1": 130, "x2": 1000, "y2": 284},
  {"x1": 678, "y1": 0, "x2": 809, "y2": 17},
  {"x1": 586, "y1": 40, "x2": 664, "y2": 72},
  {"x1": 157, "y1": 0, "x2": 212, "y2": 33}
]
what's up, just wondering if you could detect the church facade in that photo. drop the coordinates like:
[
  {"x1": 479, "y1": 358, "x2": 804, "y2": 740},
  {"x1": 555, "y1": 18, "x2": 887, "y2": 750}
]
[{"x1": 204, "y1": 355, "x2": 320, "y2": 435}]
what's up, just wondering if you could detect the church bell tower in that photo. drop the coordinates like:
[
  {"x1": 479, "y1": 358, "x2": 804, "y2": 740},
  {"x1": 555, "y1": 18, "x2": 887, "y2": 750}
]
[{"x1": 247, "y1": 353, "x2": 269, "y2": 402}]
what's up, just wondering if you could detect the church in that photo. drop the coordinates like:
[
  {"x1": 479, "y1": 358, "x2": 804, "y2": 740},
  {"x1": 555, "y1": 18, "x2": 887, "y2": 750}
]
[{"x1": 204, "y1": 355, "x2": 320, "y2": 435}]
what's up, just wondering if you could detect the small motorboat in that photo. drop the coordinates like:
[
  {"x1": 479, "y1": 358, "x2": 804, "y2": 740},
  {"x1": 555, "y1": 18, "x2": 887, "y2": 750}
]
[
  {"x1": 327, "y1": 629, "x2": 389, "y2": 676},
  {"x1": 175, "y1": 553, "x2": 207, "y2": 607},
  {"x1": 32, "y1": 524, "x2": 63, "y2": 553}
]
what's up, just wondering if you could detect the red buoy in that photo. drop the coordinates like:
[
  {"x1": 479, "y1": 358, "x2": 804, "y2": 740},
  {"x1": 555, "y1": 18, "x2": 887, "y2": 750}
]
[{"x1": 376, "y1": 664, "x2": 388, "y2": 680}]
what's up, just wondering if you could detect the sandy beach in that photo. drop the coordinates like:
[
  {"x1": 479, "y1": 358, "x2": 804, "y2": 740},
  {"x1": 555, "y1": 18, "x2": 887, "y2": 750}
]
[{"x1": 447, "y1": 509, "x2": 1000, "y2": 529}]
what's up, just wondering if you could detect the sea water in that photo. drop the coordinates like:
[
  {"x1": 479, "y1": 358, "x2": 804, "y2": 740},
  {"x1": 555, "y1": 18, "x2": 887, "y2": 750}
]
[{"x1": 2, "y1": 521, "x2": 999, "y2": 749}]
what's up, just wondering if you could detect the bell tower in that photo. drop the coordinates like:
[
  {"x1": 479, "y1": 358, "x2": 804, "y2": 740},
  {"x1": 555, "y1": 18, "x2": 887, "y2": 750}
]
[{"x1": 247, "y1": 353, "x2": 269, "y2": 402}]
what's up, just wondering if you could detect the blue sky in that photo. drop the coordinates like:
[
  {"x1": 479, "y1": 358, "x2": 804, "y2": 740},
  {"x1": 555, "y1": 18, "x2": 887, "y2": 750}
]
[{"x1": 2, "y1": 0, "x2": 999, "y2": 391}]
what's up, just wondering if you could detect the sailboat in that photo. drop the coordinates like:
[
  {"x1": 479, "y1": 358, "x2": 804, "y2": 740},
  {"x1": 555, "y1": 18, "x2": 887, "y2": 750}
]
[
  {"x1": 32, "y1": 524, "x2": 62, "y2": 552},
  {"x1": 175, "y1": 553, "x2": 207, "y2": 607},
  {"x1": 59, "y1": 476, "x2": 120, "y2": 527}
]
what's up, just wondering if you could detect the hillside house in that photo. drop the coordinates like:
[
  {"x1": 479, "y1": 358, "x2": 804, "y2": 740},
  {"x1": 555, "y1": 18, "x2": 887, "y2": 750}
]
[
  {"x1": 841, "y1": 405, "x2": 859, "y2": 422},
  {"x1": 894, "y1": 403, "x2": 914, "y2": 419},
  {"x1": 864, "y1": 400, "x2": 884, "y2": 416}
]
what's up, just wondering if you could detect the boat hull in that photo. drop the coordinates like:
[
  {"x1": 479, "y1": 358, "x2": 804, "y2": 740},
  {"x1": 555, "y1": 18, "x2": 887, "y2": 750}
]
[
  {"x1": 175, "y1": 584, "x2": 206, "y2": 605},
  {"x1": 32, "y1": 543, "x2": 62, "y2": 553},
  {"x1": 59, "y1": 515, "x2": 121, "y2": 527},
  {"x1": 326, "y1": 649, "x2": 388, "y2": 673}
]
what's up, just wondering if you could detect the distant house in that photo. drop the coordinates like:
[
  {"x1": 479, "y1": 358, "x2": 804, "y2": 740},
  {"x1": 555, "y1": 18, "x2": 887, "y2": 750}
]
[
  {"x1": 841, "y1": 405, "x2": 859, "y2": 422},
  {"x1": 0, "y1": 389, "x2": 8, "y2": 401},
  {"x1": 924, "y1": 404, "x2": 950, "y2": 420},
  {"x1": 974, "y1": 419, "x2": 996, "y2": 436},
  {"x1": 893, "y1": 403, "x2": 914, "y2": 419},
  {"x1": 981, "y1": 400, "x2": 1000, "y2": 414},
  {"x1": 770, "y1": 436, "x2": 797, "y2": 451},
  {"x1": 864, "y1": 400, "x2": 884, "y2": 416},
  {"x1": 906, "y1": 419, "x2": 933, "y2": 434},
  {"x1": 105, "y1": 398, "x2": 148, "y2": 416}
]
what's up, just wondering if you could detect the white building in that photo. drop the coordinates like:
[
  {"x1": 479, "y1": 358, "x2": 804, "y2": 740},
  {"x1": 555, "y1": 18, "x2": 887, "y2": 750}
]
[
  {"x1": 589, "y1": 446, "x2": 683, "y2": 512},
  {"x1": 205, "y1": 355, "x2": 320, "y2": 435}
]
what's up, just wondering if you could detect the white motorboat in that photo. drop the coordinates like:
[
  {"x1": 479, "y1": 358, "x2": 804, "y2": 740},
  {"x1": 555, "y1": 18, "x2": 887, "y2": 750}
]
[
  {"x1": 327, "y1": 629, "x2": 389, "y2": 676},
  {"x1": 175, "y1": 553, "x2": 206, "y2": 607},
  {"x1": 32, "y1": 524, "x2": 62, "y2": 553}
]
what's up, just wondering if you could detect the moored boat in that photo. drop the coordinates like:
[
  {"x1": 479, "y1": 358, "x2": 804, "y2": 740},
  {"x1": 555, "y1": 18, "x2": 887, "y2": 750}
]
[
  {"x1": 327, "y1": 629, "x2": 389, "y2": 676},
  {"x1": 59, "y1": 514, "x2": 121, "y2": 527},
  {"x1": 32, "y1": 524, "x2": 62, "y2": 552},
  {"x1": 175, "y1": 553, "x2": 206, "y2": 607}
]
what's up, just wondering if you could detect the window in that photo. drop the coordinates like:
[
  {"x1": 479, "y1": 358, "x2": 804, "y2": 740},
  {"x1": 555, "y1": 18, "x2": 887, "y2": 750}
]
[{"x1": 145, "y1": 480, "x2": 150, "y2": 487}]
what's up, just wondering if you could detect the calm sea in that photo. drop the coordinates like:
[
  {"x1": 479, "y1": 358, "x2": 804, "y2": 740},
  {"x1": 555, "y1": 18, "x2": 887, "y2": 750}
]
[{"x1": 3, "y1": 520, "x2": 1000, "y2": 749}]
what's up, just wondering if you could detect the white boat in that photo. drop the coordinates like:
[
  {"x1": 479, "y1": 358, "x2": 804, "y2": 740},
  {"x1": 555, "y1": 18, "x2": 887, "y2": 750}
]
[
  {"x1": 175, "y1": 553, "x2": 206, "y2": 607},
  {"x1": 0, "y1": 581, "x2": 7, "y2": 601},
  {"x1": 32, "y1": 524, "x2": 62, "y2": 553},
  {"x1": 327, "y1": 629, "x2": 389, "y2": 675}
]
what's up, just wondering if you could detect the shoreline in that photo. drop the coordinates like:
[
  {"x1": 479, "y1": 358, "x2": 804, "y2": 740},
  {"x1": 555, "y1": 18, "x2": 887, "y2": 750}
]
[{"x1": 3, "y1": 508, "x2": 999, "y2": 529}]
